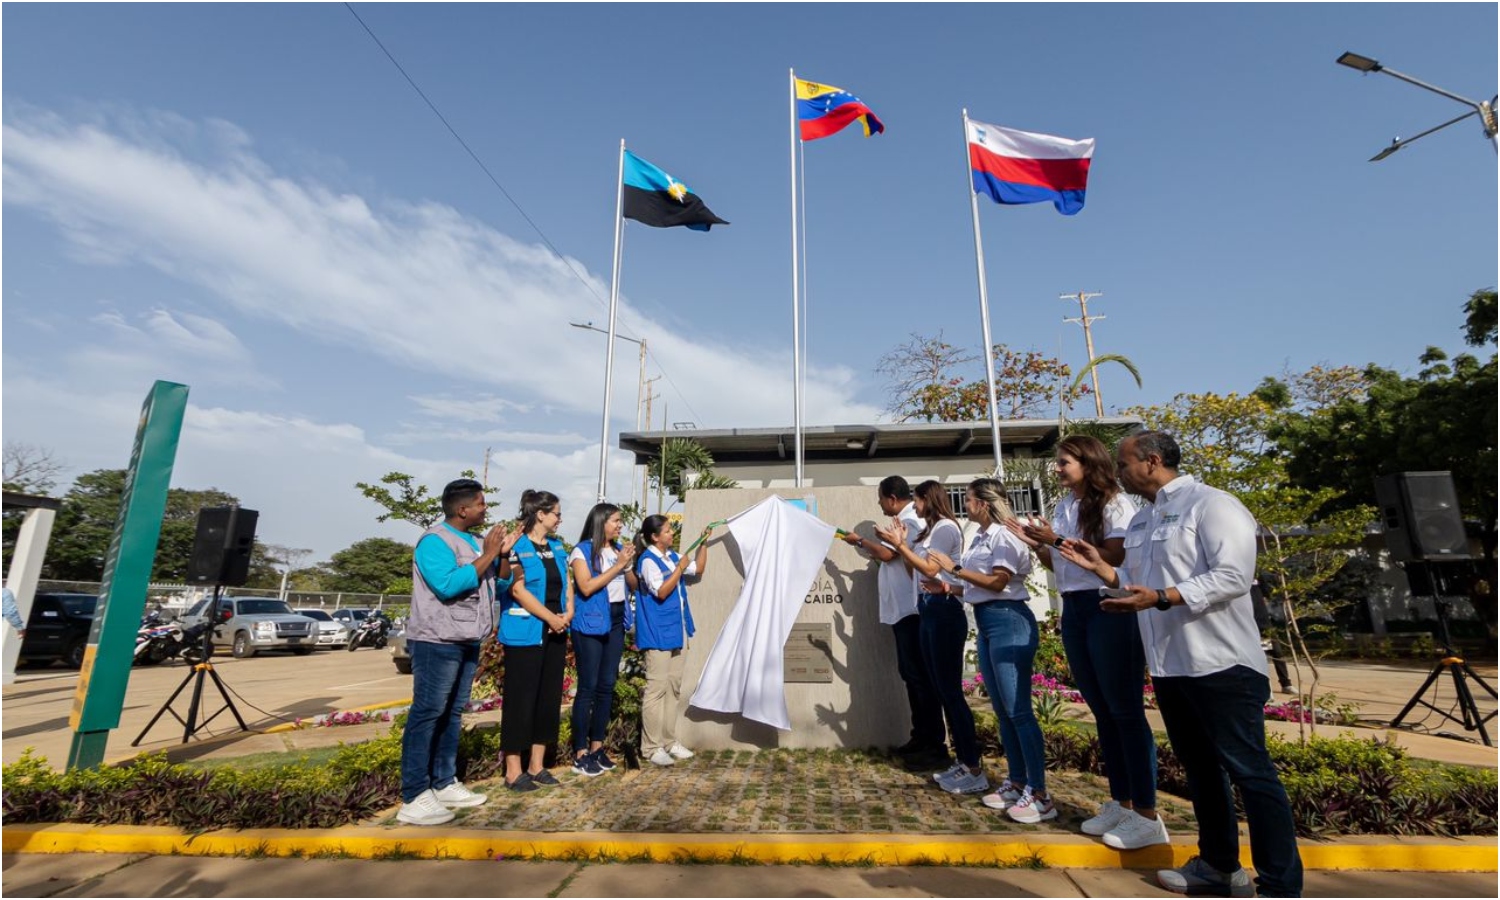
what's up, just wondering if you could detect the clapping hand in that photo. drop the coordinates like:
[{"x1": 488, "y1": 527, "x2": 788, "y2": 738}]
[
  {"x1": 873, "y1": 518, "x2": 906, "y2": 547},
  {"x1": 1057, "y1": 537, "x2": 1113, "y2": 582},
  {"x1": 1003, "y1": 517, "x2": 1041, "y2": 548}
]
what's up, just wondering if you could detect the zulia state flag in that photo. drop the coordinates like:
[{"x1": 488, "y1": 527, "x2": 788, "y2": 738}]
[{"x1": 622, "y1": 150, "x2": 728, "y2": 231}]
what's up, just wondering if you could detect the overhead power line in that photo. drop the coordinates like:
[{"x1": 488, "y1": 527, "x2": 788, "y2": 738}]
[{"x1": 341, "y1": 3, "x2": 704, "y2": 426}]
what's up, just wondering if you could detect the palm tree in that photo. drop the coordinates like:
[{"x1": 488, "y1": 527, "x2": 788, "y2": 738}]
[{"x1": 1059, "y1": 353, "x2": 1143, "y2": 431}]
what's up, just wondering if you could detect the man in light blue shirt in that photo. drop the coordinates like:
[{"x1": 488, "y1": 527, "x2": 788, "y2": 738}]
[{"x1": 397, "y1": 479, "x2": 517, "y2": 826}]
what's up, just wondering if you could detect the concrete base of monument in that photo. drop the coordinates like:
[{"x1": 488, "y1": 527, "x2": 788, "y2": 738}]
[{"x1": 674, "y1": 486, "x2": 924, "y2": 751}]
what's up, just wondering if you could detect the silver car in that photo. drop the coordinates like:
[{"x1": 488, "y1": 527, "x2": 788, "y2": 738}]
[
  {"x1": 293, "y1": 608, "x2": 351, "y2": 649},
  {"x1": 181, "y1": 596, "x2": 317, "y2": 658}
]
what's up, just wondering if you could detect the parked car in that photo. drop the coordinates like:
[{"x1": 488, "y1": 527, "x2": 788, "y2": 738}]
[
  {"x1": 292, "y1": 608, "x2": 351, "y2": 649},
  {"x1": 180, "y1": 596, "x2": 317, "y2": 658},
  {"x1": 18, "y1": 593, "x2": 97, "y2": 669},
  {"x1": 389, "y1": 628, "x2": 410, "y2": 674},
  {"x1": 329, "y1": 608, "x2": 372, "y2": 630}
]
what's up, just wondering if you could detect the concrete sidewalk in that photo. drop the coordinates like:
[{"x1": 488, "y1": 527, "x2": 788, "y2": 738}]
[{"x1": 4, "y1": 853, "x2": 1498, "y2": 898}]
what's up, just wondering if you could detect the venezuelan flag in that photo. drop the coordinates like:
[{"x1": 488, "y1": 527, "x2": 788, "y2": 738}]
[
  {"x1": 796, "y1": 78, "x2": 885, "y2": 141},
  {"x1": 621, "y1": 150, "x2": 728, "y2": 231},
  {"x1": 966, "y1": 119, "x2": 1094, "y2": 216}
]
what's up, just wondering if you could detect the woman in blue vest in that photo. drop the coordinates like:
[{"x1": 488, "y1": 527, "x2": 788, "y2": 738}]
[
  {"x1": 633, "y1": 514, "x2": 712, "y2": 768},
  {"x1": 498, "y1": 489, "x2": 573, "y2": 792},
  {"x1": 566, "y1": 502, "x2": 638, "y2": 777}
]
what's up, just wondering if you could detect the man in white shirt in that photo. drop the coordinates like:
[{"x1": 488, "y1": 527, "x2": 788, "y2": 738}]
[
  {"x1": 842, "y1": 476, "x2": 946, "y2": 768},
  {"x1": 1064, "y1": 432, "x2": 1302, "y2": 899}
]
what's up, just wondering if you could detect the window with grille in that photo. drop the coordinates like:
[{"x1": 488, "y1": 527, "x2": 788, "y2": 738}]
[{"x1": 946, "y1": 484, "x2": 1042, "y2": 520}]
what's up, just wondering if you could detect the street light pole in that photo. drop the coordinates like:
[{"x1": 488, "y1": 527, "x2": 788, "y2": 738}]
[
  {"x1": 1337, "y1": 51, "x2": 1498, "y2": 159},
  {"x1": 572, "y1": 321, "x2": 648, "y2": 505}
]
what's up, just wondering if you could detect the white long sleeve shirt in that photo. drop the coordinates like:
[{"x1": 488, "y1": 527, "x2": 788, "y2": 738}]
[{"x1": 1122, "y1": 475, "x2": 1267, "y2": 679}]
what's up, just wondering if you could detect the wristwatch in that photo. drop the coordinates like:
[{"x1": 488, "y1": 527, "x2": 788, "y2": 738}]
[
  {"x1": 1154, "y1": 589, "x2": 1172, "y2": 611},
  {"x1": 1052, "y1": 536, "x2": 1066, "y2": 549},
  {"x1": 952, "y1": 564, "x2": 964, "y2": 575}
]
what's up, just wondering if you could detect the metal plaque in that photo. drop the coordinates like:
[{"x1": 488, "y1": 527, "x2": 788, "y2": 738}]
[{"x1": 784, "y1": 622, "x2": 833, "y2": 683}]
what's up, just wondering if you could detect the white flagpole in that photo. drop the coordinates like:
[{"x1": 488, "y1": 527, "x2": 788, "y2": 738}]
[
  {"x1": 597, "y1": 139, "x2": 626, "y2": 502},
  {"x1": 798, "y1": 138, "x2": 809, "y2": 471},
  {"x1": 963, "y1": 110, "x2": 1005, "y2": 479},
  {"x1": 788, "y1": 68, "x2": 805, "y2": 487}
]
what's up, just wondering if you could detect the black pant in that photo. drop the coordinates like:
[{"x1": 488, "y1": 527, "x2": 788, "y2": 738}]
[
  {"x1": 891, "y1": 612, "x2": 945, "y2": 750},
  {"x1": 500, "y1": 630, "x2": 569, "y2": 754},
  {"x1": 1155, "y1": 665, "x2": 1304, "y2": 898}
]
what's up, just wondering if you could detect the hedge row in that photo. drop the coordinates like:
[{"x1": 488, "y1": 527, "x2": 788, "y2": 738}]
[{"x1": 4, "y1": 722, "x2": 1492, "y2": 837}]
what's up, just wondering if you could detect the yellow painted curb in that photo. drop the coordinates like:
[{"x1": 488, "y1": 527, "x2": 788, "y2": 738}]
[
  {"x1": 261, "y1": 698, "x2": 413, "y2": 734},
  {"x1": 3, "y1": 825, "x2": 1495, "y2": 872}
]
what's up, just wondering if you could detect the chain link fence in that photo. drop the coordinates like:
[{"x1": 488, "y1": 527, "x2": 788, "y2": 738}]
[{"x1": 36, "y1": 581, "x2": 409, "y2": 619}]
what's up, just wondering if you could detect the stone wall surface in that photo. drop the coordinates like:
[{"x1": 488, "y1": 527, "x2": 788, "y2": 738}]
[{"x1": 674, "y1": 486, "x2": 909, "y2": 751}]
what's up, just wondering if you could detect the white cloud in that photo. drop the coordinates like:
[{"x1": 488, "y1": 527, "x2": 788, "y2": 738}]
[
  {"x1": 2, "y1": 109, "x2": 884, "y2": 427},
  {"x1": 1, "y1": 106, "x2": 884, "y2": 562}
]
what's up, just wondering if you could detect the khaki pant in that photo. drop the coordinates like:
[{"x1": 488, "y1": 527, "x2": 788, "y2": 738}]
[{"x1": 641, "y1": 647, "x2": 686, "y2": 753}]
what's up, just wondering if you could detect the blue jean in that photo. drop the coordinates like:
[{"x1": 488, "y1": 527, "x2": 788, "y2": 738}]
[
  {"x1": 973, "y1": 600, "x2": 1046, "y2": 793},
  {"x1": 1061, "y1": 589, "x2": 1157, "y2": 808},
  {"x1": 918, "y1": 594, "x2": 979, "y2": 765},
  {"x1": 891, "y1": 611, "x2": 946, "y2": 750},
  {"x1": 571, "y1": 605, "x2": 626, "y2": 752},
  {"x1": 400, "y1": 639, "x2": 481, "y2": 803},
  {"x1": 1155, "y1": 665, "x2": 1304, "y2": 898}
]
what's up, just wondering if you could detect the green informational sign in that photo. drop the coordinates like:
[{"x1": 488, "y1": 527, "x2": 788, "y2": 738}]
[{"x1": 67, "y1": 380, "x2": 189, "y2": 770}]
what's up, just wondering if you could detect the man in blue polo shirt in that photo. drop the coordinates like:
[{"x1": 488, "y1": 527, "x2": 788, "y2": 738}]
[{"x1": 398, "y1": 479, "x2": 518, "y2": 826}]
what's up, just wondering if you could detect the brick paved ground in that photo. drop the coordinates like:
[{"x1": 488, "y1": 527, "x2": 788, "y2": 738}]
[{"x1": 449, "y1": 748, "x2": 1199, "y2": 835}]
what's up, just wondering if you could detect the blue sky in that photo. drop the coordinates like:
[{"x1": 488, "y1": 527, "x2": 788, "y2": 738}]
[{"x1": 3, "y1": 3, "x2": 1496, "y2": 564}]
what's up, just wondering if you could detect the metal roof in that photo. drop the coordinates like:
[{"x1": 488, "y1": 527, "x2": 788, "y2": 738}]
[{"x1": 618, "y1": 417, "x2": 1143, "y2": 465}]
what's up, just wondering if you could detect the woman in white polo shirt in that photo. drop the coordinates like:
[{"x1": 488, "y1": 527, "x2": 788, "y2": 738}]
[
  {"x1": 1008, "y1": 434, "x2": 1165, "y2": 849},
  {"x1": 928, "y1": 477, "x2": 1051, "y2": 822}
]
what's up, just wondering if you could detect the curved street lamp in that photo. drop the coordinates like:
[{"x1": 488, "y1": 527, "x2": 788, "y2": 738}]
[{"x1": 1336, "y1": 51, "x2": 1498, "y2": 160}]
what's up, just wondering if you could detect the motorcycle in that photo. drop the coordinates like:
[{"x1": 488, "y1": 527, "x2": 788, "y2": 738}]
[
  {"x1": 346, "y1": 612, "x2": 391, "y2": 651},
  {"x1": 133, "y1": 612, "x2": 212, "y2": 665},
  {"x1": 133, "y1": 611, "x2": 183, "y2": 666}
]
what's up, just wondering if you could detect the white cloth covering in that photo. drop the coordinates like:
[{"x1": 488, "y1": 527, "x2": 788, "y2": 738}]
[{"x1": 688, "y1": 496, "x2": 836, "y2": 730}]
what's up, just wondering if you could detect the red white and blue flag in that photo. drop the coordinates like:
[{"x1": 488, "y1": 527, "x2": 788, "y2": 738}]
[{"x1": 966, "y1": 119, "x2": 1094, "y2": 215}]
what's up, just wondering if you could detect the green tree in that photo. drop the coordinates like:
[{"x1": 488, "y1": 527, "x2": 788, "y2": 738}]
[
  {"x1": 3, "y1": 442, "x2": 67, "y2": 572},
  {"x1": 319, "y1": 537, "x2": 414, "y2": 595},
  {"x1": 878, "y1": 332, "x2": 1087, "y2": 422},
  {"x1": 1464, "y1": 287, "x2": 1497, "y2": 347},
  {"x1": 40, "y1": 469, "x2": 239, "y2": 582},
  {"x1": 648, "y1": 439, "x2": 738, "y2": 505},
  {"x1": 356, "y1": 469, "x2": 498, "y2": 531},
  {"x1": 1269, "y1": 351, "x2": 1497, "y2": 628}
]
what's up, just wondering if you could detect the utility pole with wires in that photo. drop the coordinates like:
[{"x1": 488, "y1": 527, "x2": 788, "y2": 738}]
[
  {"x1": 641, "y1": 377, "x2": 661, "y2": 511},
  {"x1": 1061, "y1": 291, "x2": 1107, "y2": 417}
]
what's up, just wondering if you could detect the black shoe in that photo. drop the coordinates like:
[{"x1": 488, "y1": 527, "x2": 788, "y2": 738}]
[
  {"x1": 593, "y1": 749, "x2": 617, "y2": 771},
  {"x1": 903, "y1": 748, "x2": 952, "y2": 772},
  {"x1": 529, "y1": 768, "x2": 561, "y2": 786},
  {"x1": 893, "y1": 738, "x2": 925, "y2": 755},
  {"x1": 506, "y1": 773, "x2": 539, "y2": 793}
]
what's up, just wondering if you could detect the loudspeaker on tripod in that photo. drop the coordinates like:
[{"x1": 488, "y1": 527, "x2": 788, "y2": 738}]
[
  {"x1": 186, "y1": 506, "x2": 259, "y2": 586},
  {"x1": 1374, "y1": 472, "x2": 1469, "y2": 562}
]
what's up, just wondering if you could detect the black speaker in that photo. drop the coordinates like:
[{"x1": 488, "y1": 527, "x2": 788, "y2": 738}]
[
  {"x1": 1374, "y1": 472, "x2": 1469, "y2": 562},
  {"x1": 186, "y1": 507, "x2": 259, "y2": 586}
]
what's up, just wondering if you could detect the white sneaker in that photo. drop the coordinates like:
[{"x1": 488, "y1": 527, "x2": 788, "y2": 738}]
[
  {"x1": 1081, "y1": 799, "x2": 1128, "y2": 836},
  {"x1": 667, "y1": 742, "x2": 695, "y2": 760},
  {"x1": 396, "y1": 789, "x2": 456, "y2": 826},
  {"x1": 648, "y1": 747, "x2": 676, "y2": 767},
  {"x1": 433, "y1": 780, "x2": 487, "y2": 808},
  {"x1": 1103, "y1": 809, "x2": 1170, "y2": 850},
  {"x1": 932, "y1": 762, "x2": 966, "y2": 785},
  {"x1": 980, "y1": 779, "x2": 1023, "y2": 810}
]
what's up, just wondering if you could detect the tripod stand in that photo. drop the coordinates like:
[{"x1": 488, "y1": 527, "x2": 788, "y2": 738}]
[
  {"x1": 132, "y1": 585, "x2": 250, "y2": 746},
  {"x1": 1389, "y1": 564, "x2": 1497, "y2": 746}
]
